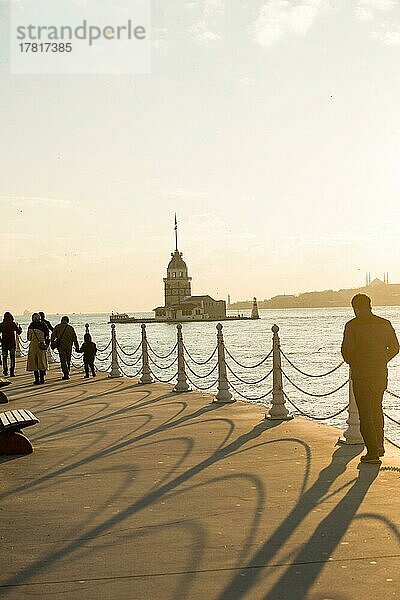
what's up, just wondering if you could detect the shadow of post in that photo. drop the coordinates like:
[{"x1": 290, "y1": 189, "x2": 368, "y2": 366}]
[
  {"x1": 263, "y1": 464, "x2": 379, "y2": 599},
  {"x1": 218, "y1": 446, "x2": 377, "y2": 600},
  {"x1": 0, "y1": 418, "x2": 281, "y2": 590}
]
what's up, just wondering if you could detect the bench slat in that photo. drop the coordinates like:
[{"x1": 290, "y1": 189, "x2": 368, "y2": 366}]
[
  {"x1": 10, "y1": 410, "x2": 26, "y2": 423},
  {"x1": 17, "y1": 409, "x2": 33, "y2": 421},
  {"x1": 25, "y1": 410, "x2": 37, "y2": 421},
  {"x1": 14, "y1": 409, "x2": 32, "y2": 424},
  {"x1": 4, "y1": 411, "x2": 17, "y2": 424},
  {"x1": 0, "y1": 413, "x2": 10, "y2": 427},
  {"x1": 22, "y1": 410, "x2": 39, "y2": 425}
]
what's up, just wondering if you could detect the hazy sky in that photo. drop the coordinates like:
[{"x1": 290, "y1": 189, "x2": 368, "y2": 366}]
[{"x1": 1, "y1": 0, "x2": 400, "y2": 313}]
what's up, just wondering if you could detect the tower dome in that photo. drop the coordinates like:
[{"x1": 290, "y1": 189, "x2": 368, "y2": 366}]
[{"x1": 167, "y1": 250, "x2": 188, "y2": 275}]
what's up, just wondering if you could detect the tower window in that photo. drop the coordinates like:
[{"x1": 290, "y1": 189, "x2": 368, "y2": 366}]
[
  {"x1": 172, "y1": 272, "x2": 176, "y2": 278},
  {"x1": 180, "y1": 271, "x2": 183, "y2": 277}
]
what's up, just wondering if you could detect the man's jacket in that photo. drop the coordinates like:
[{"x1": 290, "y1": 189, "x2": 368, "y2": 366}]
[{"x1": 341, "y1": 313, "x2": 399, "y2": 377}]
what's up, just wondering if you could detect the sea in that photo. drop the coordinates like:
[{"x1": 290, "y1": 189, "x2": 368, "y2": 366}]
[{"x1": 16, "y1": 307, "x2": 400, "y2": 446}]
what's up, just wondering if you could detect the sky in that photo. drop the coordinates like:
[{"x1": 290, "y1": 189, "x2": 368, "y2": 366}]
[{"x1": 1, "y1": 0, "x2": 400, "y2": 314}]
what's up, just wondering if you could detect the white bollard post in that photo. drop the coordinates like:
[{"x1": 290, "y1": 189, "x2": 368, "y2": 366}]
[
  {"x1": 174, "y1": 324, "x2": 190, "y2": 393},
  {"x1": 214, "y1": 323, "x2": 234, "y2": 403},
  {"x1": 340, "y1": 369, "x2": 364, "y2": 444},
  {"x1": 266, "y1": 325, "x2": 293, "y2": 420},
  {"x1": 109, "y1": 323, "x2": 122, "y2": 378},
  {"x1": 15, "y1": 334, "x2": 22, "y2": 358},
  {"x1": 139, "y1": 324, "x2": 153, "y2": 384}
]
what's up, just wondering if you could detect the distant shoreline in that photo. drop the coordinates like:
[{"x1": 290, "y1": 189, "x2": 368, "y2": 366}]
[{"x1": 229, "y1": 304, "x2": 400, "y2": 310}]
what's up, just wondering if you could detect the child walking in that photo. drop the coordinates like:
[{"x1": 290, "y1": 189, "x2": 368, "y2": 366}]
[{"x1": 78, "y1": 333, "x2": 97, "y2": 378}]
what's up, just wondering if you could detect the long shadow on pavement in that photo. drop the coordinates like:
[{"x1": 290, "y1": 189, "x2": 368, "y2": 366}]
[{"x1": 216, "y1": 446, "x2": 384, "y2": 600}]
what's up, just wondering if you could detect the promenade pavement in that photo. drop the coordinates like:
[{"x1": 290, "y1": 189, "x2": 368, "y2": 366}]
[{"x1": 0, "y1": 359, "x2": 399, "y2": 599}]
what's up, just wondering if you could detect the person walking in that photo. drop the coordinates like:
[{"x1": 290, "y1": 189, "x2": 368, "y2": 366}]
[
  {"x1": 0, "y1": 312, "x2": 22, "y2": 377},
  {"x1": 51, "y1": 316, "x2": 79, "y2": 380},
  {"x1": 341, "y1": 294, "x2": 399, "y2": 464},
  {"x1": 27, "y1": 313, "x2": 49, "y2": 384},
  {"x1": 77, "y1": 333, "x2": 97, "y2": 378},
  {"x1": 39, "y1": 311, "x2": 53, "y2": 333}
]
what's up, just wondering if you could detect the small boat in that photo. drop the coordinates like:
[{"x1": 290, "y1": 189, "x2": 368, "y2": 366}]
[{"x1": 109, "y1": 313, "x2": 137, "y2": 324}]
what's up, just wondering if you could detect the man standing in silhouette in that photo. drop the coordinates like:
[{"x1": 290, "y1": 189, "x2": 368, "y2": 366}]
[{"x1": 341, "y1": 294, "x2": 399, "y2": 464}]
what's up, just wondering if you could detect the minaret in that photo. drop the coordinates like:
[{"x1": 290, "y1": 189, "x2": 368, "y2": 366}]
[
  {"x1": 163, "y1": 216, "x2": 192, "y2": 307},
  {"x1": 227, "y1": 294, "x2": 231, "y2": 307},
  {"x1": 251, "y1": 297, "x2": 260, "y2": 320}
]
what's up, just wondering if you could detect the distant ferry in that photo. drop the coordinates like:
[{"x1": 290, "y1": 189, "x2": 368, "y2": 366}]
[{"x1": 109, "y1": 313, "x2": 137, "y2": 324}]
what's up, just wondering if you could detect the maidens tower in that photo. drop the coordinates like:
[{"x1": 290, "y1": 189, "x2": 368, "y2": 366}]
[{"x1": 164, "y1": 215, "x2": 192, "y2": 307}]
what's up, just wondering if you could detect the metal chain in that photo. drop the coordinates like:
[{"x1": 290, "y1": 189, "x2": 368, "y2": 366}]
[
  {"x1": 116, "y1": 339, "x2": 142, "y2": 357},
  {"x1": 95, "y1": 351, "x2": 113, "y2": 362},
  {"x1": 183, "y1": 359, "x2": 219, "y2": 379},
  {"x1": 280, "y1": 350, "x2": 345, "y2": 378},
  {"x1": 148, "y1": 353, "x2": 178, "y2": 370},
  {"x1": 119, "y1": 364, "x2": 143, "y2": 378},
  {"x1": 383, "y1": 411, "x2": 400, "y2": 426},
  {"x1": 147, "y1": 341, "x2": 178, "y2": 360},
  {"x1": 283, "y1": 391, "x2": 349, "y2": 420},
  {"x1": 229, "y1": 381, "x2": 273, "y2": 401},
  {"x1": 71, "y1": 362, "x2": 83, "y2": 370},
  {"x1": 95, "y1": 363, "x2": 112, "y2": 373},
  {"x1": 149, "y1": 368, "x2": 178, "y2": 384},
  {"x1": 282, "y1": 369, "x2": 349, "y2": 397},
  {"x1": 183, "y1": 343, "x2": 218, "y2": 365},
  {"x1": 96, "y1": 339, "x2": 112, "y2": 353},
  {"x1": 385, "y1": 389, "x2": 400, "y2": 399},
  {"x1": 117, "y1": 352, "x2": 143, "y2": 367},
  {"x1": 185, "y1": 374, "x2": 218, "y2": 391},
  {"x1": 225, "y1": 363, "x2": 274, "y2": 385},
  {"x1": 384, "y1": 437, "x2": 400, "y2": 451},
  {"x1": 225, "y1": 347, "x2": 273, "y2": 369}
]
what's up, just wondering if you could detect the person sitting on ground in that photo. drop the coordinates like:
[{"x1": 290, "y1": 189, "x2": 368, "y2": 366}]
[
  {"x1": 0, "y1": 312, "x2": 22, "y2": 377},
  {"x1": 27, "y1": 313, "x2": 49, "y2": 384},
  {"x1": 77, "y1": 333, "x2": 97, "y2": 378},
  {"x1": 341, "y1": 294, "x2": 399, "y2": 465},
  {"x1": 51, "y1": 316, "x2": 79, "y2": 380},
  {"x1": 39, "y1": 311, "x2": 53, "y2": 333}
]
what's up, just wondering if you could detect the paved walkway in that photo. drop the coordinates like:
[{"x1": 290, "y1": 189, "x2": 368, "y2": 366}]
[{"x1": 1, "y1": 360, "x2": 399, "y2": 599}]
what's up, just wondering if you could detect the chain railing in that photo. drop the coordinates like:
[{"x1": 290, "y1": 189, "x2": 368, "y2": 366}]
[
  {"x1": 14, "y1": 322, "x2": 400, "y2": 451},
  {"x1": 280, "y1": 349, "x2": 345, "y2": 378}
]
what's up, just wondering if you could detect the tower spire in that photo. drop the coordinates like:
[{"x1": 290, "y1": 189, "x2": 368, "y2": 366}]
[{"x1": 174, "y1": 213, "x2": 178, "y2": 251}]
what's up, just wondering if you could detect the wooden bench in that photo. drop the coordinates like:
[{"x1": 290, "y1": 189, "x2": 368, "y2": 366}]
[
  {"x1": 0, "y1": 378, "x2": 11, "y2": 404},
  {"x1": 0, "y1": 409, "x2": 39, "y2": 455}
]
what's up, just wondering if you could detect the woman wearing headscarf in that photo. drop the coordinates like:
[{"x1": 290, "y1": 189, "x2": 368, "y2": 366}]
[
  {"x1": 0, "y1": 312, "x2": 22, "y2": 377},
  {"x1": 27, "y1": 313, "x2": 49, "y2": 384}
]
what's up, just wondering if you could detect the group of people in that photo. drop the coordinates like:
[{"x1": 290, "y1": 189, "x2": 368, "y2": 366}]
[{"x1": 0, "y1": 312, "x2": 97, "y2": 384}]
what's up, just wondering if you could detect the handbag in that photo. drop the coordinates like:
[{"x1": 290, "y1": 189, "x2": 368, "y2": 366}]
[{"x1": 33, "y1": 328, "x2": 49, "y2": 351}]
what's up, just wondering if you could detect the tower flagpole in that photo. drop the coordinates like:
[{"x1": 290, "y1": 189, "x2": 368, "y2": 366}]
[{"x1": 174, "y1": 213, "x2": 178, "y2": 251}]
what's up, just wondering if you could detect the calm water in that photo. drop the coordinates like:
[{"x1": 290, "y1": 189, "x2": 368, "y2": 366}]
[{"x1": 17, "y1": 308, "x2": 400, "y2": 445}]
